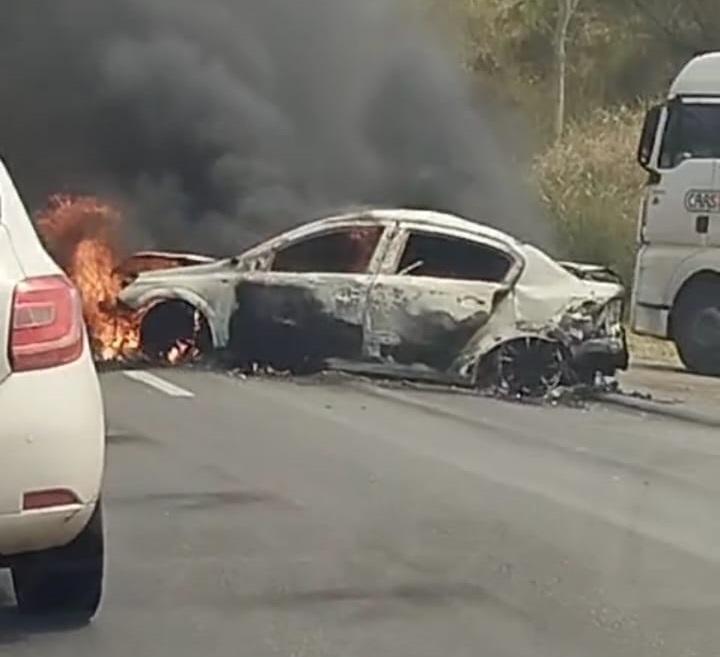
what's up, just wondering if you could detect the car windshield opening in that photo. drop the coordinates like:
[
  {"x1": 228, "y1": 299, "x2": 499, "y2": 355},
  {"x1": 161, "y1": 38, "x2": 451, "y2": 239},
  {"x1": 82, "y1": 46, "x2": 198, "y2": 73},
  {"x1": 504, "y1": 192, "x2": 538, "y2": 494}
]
[
  {"x1": 272, "y1": 226, "x2": 383, "y2": 274},
  {"x1": 660, "y1": 102, "x2": 720, "y2": 168}
]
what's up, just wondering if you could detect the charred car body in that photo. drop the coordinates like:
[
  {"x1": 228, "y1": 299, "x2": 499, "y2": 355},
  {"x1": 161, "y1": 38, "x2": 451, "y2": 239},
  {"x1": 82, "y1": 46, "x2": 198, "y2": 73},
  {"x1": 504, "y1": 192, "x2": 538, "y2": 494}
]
[{"x1": 119, "y1": 209, "x2": 628, "y2": 394}]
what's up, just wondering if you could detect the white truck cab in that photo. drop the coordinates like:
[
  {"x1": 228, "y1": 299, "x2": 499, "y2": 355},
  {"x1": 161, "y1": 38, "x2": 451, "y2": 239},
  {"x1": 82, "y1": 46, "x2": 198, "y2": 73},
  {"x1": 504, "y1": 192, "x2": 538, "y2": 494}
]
[{"x1": 632, "y1": 51, "x2": 720, "y2": 375}]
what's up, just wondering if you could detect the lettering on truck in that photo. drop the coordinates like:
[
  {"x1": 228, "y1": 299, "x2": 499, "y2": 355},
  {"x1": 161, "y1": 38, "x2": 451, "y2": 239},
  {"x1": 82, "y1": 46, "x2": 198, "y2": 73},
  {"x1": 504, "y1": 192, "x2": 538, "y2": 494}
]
[{"x1": 685, "y1": 190, "x2": 720, "y2": 213}]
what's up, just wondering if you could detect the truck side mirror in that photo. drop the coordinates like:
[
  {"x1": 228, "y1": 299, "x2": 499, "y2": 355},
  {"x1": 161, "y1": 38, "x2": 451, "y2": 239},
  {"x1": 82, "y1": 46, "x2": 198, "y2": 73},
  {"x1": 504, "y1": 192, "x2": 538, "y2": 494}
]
[{"x1": 638, "y1": 105, "x2": 663, "y2": 170}]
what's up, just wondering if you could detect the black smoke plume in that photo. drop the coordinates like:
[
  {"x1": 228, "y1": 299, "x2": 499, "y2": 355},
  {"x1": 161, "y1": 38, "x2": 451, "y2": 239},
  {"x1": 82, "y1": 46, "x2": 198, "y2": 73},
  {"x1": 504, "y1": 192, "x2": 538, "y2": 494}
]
[{"x1": 0, "y1": 0, "x2": 551, "y2": 253}]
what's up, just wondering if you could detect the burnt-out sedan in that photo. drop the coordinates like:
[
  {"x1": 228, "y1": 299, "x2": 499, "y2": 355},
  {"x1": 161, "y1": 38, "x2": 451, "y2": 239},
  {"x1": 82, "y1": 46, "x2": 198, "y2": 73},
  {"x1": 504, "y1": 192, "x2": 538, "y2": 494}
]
[{"x1": 118, "y1": 209, "x2": 628, "y2": 394}]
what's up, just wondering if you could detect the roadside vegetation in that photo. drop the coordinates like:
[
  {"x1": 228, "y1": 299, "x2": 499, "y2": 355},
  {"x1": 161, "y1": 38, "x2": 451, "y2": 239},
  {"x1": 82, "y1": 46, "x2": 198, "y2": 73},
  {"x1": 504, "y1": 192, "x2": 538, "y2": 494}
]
[
  {"x1": 425, "y1": 0, "x2": 720, "y2": 286},
  {"x1": 532, "y1": 106, "x2": 645, "y2": 285}
]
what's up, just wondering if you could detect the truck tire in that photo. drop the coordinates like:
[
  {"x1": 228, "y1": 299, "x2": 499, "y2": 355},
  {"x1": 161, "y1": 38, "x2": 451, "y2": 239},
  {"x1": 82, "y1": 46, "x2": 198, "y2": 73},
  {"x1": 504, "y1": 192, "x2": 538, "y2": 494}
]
[
  {"x1": 11, "y1": 502, "x2": 104, "y2": 621},
  {"x1": 673, "y1": 279, "x2": 720, "y2": 376}
]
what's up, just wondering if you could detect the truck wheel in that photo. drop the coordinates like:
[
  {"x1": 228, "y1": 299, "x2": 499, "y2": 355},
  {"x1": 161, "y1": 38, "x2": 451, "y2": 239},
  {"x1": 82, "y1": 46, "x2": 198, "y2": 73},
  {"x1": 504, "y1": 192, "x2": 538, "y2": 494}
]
[
  {"x1": 673, "y1": 280, "x2": 720, "y2": 376},
  {"x1": 12, "y1": 502, "x2": 104, "y2": 621}
]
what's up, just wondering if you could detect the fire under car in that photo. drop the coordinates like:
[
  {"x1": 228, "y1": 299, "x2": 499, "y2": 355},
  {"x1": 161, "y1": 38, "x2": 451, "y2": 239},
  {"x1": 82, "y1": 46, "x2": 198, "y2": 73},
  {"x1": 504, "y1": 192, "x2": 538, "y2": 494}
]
[{"x1": 117, "y1": 209, "x2": 629, "y2": 395}]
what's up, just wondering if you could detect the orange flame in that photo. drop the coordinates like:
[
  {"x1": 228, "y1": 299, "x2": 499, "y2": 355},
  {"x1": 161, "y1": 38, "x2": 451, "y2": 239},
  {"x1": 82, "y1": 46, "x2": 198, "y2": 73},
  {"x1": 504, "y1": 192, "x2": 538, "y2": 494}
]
[{"x1": 36, "y1": 195, "x2": 142, "y2": 362}]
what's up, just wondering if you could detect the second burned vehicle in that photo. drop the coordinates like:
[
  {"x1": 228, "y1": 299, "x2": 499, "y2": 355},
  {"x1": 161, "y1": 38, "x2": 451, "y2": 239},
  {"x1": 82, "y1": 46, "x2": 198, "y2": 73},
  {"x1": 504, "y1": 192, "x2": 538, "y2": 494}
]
[{"x1": 118, "y1": 209, "x2": 628, "y2": 395}]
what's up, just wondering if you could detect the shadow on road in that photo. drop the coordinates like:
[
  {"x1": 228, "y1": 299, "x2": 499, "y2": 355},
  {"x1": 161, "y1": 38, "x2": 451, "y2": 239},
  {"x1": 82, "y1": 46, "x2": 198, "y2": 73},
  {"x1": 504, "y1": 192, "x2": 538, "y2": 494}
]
[
  {"x1": 0, "y1": 581, "x2": 90, "y2": 645},
  {"x1": 225, "y1": 581, "x2": 528, "y2": 620},
  {"x1": 0, "y1": 609, "x2": 89, "y2": 645}
]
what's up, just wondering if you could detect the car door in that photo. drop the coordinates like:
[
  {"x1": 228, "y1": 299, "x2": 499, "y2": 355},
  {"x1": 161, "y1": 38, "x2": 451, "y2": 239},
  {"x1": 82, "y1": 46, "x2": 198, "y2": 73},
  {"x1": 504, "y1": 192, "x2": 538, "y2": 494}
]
[
  {"x1": 229, "y1": 223, "x2": 389, "y2": 367},
  {"x1": 364, "y1": 226, "x2": 517, "y2": 372}
]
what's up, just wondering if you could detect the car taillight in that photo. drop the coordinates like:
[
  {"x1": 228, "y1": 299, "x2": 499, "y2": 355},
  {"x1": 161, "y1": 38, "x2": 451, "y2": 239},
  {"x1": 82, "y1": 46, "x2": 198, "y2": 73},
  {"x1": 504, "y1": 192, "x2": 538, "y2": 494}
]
[{"x1": 9, "y1": 275, "x2": 84, "y2": 372}]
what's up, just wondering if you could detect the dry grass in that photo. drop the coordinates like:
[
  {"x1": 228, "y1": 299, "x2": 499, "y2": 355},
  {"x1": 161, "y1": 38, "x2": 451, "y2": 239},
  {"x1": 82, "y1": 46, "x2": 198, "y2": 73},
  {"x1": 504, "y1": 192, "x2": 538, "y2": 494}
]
[
  {"x1": 533, "y1": 106, "x2": 646, "y2": 286},
  {"x1": 627, "y1": 331, "x2": 682, "y2": 367},
  {"x1": 532, "y1": 107, "x2": 684, "y2": 370}
]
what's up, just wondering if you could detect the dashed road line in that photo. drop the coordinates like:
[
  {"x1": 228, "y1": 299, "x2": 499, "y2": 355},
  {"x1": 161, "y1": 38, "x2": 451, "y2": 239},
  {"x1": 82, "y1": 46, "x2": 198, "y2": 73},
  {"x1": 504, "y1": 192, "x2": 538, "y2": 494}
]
[{"x1": 123, "y1": 371, "x2": 195, "y2": 398}]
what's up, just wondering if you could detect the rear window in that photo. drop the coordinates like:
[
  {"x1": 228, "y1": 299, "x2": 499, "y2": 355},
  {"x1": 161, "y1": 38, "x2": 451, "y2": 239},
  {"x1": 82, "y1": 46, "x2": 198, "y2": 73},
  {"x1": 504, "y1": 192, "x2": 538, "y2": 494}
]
[{"x1": 397, "y1": 233, "x2": 512, "y2": 283}]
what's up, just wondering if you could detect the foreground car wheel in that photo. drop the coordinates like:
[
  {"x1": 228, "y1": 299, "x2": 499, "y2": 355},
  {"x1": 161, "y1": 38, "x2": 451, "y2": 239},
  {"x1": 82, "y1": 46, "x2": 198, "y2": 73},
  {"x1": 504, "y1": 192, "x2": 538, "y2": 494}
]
[
  {"x1": 12, "y1": 503, "x2": 104, "y2": 621},
  {"x1": 673, "y1": 279, "x2": 720, "y2": 376}
]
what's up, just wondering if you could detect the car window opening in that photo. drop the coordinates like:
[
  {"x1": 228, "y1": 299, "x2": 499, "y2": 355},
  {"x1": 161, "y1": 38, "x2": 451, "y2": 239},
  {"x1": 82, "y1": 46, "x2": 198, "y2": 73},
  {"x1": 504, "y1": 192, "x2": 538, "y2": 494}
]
[
  {"x1": 397, "y1": 233, "x2": 512, "y2": 282},
  {"x1": 272, "y1": 226, "x2": 383, "y2": 274}
]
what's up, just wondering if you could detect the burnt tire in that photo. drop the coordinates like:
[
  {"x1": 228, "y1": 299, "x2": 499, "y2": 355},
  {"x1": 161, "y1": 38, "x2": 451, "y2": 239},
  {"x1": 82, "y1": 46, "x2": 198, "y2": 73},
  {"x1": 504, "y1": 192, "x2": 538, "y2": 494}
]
[
  {"x1": 12, "y1": 502, "x2": 104, "y2": 621},
  {"x1": 481, "y1": 338, "x2": 566, "y2": 397},
  {"x1": 673, "y1": 279, "x2": 720, "y2": 376},
  {"x1": 140, "y1": 301, "x2": 211, "y2": 363}
]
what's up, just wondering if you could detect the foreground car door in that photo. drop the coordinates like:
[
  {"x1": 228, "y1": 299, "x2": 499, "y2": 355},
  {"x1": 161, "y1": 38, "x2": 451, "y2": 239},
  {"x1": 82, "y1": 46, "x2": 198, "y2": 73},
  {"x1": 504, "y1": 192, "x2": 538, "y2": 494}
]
[
  {"x1": 364, "y1": 228, "x2": 516, "y2": 372},
  {"x1": 229, "y1": 225, "x2": 386, "y2": 368}
]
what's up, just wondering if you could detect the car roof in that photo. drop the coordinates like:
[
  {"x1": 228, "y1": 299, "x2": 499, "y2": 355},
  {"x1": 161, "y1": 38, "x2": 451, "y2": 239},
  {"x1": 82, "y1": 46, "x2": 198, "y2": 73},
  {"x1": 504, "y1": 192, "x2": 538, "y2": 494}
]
[{"x1": 299, "y1": 208, "x2": 520, "y2": 248}]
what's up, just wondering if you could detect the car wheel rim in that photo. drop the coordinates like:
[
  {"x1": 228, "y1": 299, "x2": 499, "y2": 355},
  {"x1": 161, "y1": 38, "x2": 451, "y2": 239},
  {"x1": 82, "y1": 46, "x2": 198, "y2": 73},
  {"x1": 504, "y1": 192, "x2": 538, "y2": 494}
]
[{"x1": 496, "y1": 338, "x2": 564, "y2": 396}]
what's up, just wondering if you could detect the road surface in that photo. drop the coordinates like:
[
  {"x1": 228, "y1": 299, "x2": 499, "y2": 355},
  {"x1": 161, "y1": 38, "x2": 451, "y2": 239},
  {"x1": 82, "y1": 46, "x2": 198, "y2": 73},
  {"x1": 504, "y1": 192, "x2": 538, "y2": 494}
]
[{"x1": 1, "y1": 367, "x2": 720, "y2": 657}]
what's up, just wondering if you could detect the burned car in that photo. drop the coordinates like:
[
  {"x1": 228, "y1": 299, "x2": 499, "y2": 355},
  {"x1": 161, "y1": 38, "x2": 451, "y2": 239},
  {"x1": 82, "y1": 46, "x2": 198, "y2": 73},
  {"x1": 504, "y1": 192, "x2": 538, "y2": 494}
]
[{"x1": 118, "y1": 209, "x2": 628, "y2": 394}]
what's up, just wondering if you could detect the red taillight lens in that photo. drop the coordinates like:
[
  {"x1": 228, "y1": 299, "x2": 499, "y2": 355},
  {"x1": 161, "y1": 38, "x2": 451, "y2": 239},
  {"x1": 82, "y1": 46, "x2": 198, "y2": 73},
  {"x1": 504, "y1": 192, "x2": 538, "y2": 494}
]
[
  {"x1": 9, "y1": 275, "x2": 84, "y2": 372},
  {"x1": 23, "y1": 488, "x2": 80, "y2": 510}
]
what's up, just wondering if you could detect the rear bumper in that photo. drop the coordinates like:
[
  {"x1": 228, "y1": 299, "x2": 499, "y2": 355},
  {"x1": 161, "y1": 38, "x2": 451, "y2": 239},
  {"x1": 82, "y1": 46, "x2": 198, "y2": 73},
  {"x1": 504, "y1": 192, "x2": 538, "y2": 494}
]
[
  {"x1": 0, "y1": 352, "x2": 104, "y2": 556},
  {"x1": 0, "y1": 502, "x2": 96, "y2": 561}
]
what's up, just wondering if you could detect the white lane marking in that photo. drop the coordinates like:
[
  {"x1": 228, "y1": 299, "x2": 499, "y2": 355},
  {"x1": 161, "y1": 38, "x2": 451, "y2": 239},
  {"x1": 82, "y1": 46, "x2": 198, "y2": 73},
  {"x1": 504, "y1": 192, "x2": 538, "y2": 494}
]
[{"x1": 122, "y1": 371, "x2": 195, "y2": 398}]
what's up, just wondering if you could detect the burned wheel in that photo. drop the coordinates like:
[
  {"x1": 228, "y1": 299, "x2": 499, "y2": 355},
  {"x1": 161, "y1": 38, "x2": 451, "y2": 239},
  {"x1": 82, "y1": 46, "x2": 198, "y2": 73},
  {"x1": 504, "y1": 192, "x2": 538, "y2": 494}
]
[
  {"x1": 140, "y1": 301, "x2": 212, "y2": 364},
  {"x1": 492, "y1": 338, "x2": 565, "y2": 397}
]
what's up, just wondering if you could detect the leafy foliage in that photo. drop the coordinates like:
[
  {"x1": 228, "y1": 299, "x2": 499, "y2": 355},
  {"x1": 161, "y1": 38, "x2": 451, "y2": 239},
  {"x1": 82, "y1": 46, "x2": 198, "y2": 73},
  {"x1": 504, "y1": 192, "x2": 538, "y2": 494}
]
[
  {"x1": 533, "y1": 107, "x2": 646, "y2": 284},
  {"x1": 444, "y1": 0, "x2": 720, "y2": 127},
  {"x1": 428, "y1": 1, "x2": 720, "y2": 280}
]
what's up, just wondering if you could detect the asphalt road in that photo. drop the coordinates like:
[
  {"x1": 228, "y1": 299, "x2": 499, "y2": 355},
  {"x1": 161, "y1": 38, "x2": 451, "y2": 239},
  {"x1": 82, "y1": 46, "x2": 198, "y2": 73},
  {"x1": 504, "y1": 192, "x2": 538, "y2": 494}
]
[{"x1": 2, "y1": 367, "x2": 720, "y2": 656}]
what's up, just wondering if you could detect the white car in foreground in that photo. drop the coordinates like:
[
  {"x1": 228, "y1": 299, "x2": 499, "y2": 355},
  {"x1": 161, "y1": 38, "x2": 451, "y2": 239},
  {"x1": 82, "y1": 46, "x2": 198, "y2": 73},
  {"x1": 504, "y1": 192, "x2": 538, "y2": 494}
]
[{"x1": 0, "y1": 160, "x2": 105, "y2": 619}]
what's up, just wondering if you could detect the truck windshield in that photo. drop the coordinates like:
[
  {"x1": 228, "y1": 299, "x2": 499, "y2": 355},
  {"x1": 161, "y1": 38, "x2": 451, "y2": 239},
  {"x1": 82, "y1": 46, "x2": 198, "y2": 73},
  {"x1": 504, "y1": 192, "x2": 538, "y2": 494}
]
[{"x1": 660, "y1": 103, "x2": 720, "y2": 168}]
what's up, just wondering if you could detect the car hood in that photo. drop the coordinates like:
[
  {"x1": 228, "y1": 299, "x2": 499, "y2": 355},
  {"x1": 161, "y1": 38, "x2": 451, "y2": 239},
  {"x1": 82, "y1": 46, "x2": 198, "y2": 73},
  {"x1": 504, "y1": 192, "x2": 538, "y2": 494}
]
[
  {"x1": 577, "y1": 277, "x2": 625, "y2": 302},
  {"x1": 129, "y1": 257, "x2": 237, "y2": 282},
  {"x1": 558, "y1": 261, "x2": 623, "y2": 285},
  {"x1": 117, "y1": 257, "x2": 240, "y2": 309},
  {"x1": 512, "y1": 246, "x2": 624, "y2": 325}
]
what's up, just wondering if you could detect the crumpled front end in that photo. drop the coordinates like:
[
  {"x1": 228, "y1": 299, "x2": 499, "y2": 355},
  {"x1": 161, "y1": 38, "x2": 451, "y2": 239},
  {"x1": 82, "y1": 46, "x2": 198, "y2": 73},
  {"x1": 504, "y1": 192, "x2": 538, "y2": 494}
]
[
  {"x1": 547, "y1": 296, "x2": 629, "y2": 379},
  {"x1": 457, "y1": 275, "x2": 629, "y2": 396}
]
